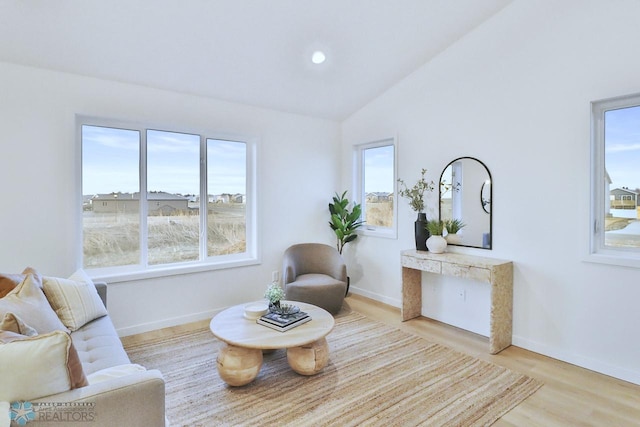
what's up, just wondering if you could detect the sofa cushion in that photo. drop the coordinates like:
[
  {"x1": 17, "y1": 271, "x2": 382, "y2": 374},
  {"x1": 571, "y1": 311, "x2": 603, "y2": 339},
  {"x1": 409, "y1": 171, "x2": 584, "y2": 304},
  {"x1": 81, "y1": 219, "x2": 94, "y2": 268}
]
[
  {"x1": 72, "y1": 315, "x2": 130, "y2": 375},
  {"x1": 0, "y1": 274, "x2": 68, "y2": 334},
  {"x1": 0, "y1": 329, "x2": 88, "y2": 401},
  {"x1": 43, "y1": 269, "x2": 107, "y2": 331}
]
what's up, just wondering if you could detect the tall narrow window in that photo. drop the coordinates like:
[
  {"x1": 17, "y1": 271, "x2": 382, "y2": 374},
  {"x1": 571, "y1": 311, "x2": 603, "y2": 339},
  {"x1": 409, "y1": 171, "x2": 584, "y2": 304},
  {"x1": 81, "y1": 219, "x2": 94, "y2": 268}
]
[
  {"x1": 591, "y1": 93, "x2": 640, "y2": 266},
  {"x1": 207, "y1": 139, "x2": 247, "y2": 256},
  {"x1": 355, "y1": 138, "x2": 396, "y2": 238},
  {"x1": 82, "y1": 125, "x2": 140, "y2": 268},
  {"x1": 147, "y1": 130, "x2": 200, "y2": 265},
  {"x1": 80, "y1": 117, "x2": 257, "y2": 277}
]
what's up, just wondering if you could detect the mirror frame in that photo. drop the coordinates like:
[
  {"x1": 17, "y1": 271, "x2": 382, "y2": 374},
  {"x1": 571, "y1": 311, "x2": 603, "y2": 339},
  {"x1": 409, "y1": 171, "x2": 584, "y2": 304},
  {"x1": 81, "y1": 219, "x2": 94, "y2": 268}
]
[
  {"x1": 481, "y1": 180, "x2": 491, "y2": 214},
  {"x1": 439, "y1": 156, "x2": 492, "y2": 250}
]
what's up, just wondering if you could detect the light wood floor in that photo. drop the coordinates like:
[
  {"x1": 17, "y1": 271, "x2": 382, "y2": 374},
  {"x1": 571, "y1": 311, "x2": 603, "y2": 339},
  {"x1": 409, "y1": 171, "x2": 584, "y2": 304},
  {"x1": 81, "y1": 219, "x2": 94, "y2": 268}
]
[{"x1": 122, "y1": 294, "x2": 640, "y2": 426}]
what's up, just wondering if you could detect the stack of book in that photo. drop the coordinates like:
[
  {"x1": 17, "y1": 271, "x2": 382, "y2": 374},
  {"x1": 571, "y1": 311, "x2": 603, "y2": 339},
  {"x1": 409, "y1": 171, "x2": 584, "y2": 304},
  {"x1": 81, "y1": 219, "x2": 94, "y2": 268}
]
[{"x1": 257, "y1": 311, "x2": 311, "y2": 332}]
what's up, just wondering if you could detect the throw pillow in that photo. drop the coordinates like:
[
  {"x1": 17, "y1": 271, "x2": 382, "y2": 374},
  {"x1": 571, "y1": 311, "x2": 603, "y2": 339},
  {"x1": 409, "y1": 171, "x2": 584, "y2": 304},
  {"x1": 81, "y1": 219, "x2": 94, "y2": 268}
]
[
  {"x1": 0, "y1": 313, "x2": 37, "y2": 336},
  {"x1": 0, "y1": 330, "x2": 88, "y2": 401},
  {"x1": 0, "y1": 267, "x2": 38, "y2": 298},
  {"x1": 0, "y1": 274, "x2": 68, "y2": 334},
  {"x1": 43, "y1": 269, "x2": 107, "y2": 331}
]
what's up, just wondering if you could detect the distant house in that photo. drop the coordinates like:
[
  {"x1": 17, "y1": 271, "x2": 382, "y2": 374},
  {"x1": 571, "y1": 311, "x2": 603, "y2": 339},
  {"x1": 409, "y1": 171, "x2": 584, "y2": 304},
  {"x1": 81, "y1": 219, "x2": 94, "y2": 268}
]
[
  {"x1": 610, "y1": 187, "x2": 638, "y2": 209},
  {"x1": 213, "y1": 193, "x2": 245, "y2": 204},
  {"x1": 89, "y1": 192, "x2": 190, "y2": 215},
  {"x1": 366, "y1": 192, "x2": 392, "y2": 202},
  {"x1": 215, "y1": 193, "x2": 231, "y2": 203}
]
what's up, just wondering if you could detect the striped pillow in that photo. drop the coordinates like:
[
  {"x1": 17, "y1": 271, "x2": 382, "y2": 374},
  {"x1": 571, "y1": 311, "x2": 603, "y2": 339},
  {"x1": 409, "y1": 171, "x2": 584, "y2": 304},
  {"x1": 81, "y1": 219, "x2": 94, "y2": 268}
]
[{"x1": 43, "y1": 269, "x2": 107, "y2": 331}]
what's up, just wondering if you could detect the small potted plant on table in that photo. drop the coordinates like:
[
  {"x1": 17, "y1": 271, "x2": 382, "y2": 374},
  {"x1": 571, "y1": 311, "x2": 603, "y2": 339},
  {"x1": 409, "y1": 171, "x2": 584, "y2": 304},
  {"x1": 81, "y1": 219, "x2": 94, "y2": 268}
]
[
  {"x1": 426, "y1": 220, "x2": 447, "y2": 254},
  {"x1": 264, "y1": 282, "x2": 285, "y2": 312},
  {"x1": 444, "y1": 219, "x2": 466, "y2": 245}
]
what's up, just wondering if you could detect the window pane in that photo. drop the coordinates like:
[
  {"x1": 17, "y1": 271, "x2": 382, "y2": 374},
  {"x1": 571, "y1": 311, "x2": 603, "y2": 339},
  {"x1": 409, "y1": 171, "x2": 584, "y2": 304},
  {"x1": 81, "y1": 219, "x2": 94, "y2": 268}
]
[
  {"x1": 207, "y1": 139, "x2": 247, "y2": 256},
  {"x1": 363, "y1": 145, "x2": 394, "y2": 228},
  {"x1": 80, "y1": 118, "x2": 257, "y2": 275},
  {"x1": 604, "y1": 106, "x2": 640, "y2": 249},
  {"x1": 147, "y1": 130, "x2": 200, "y2": 265},
  {"x1": 82, "y1": 125, "x2": 140, "y2": 268}
]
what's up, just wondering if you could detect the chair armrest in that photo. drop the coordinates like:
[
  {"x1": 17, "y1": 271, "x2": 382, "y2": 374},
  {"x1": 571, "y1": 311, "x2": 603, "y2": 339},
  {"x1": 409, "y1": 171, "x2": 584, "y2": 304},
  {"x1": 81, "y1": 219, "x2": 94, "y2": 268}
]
[
  {"x1": 282, "y1": 258, "x2": 297, "y2": 285},
  {"x1": 94, "y1": 282, "x2": 107, "y2": 308},
  {"x1": 33, "y1": 370, "x2": 165, "y2": 427},
  {"x1": 331, "y1": 263, "x2": 348, "y2": 283},
  {"x1": 319, "y1": 253, "x2": 347, "y2": 282}
]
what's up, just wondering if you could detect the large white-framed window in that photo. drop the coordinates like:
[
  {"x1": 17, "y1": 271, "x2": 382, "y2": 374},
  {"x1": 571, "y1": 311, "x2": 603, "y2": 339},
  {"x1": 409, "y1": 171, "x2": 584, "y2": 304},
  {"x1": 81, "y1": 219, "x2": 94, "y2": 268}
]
[
  {"x1": 78, "y1": 116, "x2": 258, "y2": 281},
  {"x1": 354, "y1": 137, "x2": 397, "y2": 238},
  {"x1": 590, "y1": 93, "x2": 640, "y2": 268}
]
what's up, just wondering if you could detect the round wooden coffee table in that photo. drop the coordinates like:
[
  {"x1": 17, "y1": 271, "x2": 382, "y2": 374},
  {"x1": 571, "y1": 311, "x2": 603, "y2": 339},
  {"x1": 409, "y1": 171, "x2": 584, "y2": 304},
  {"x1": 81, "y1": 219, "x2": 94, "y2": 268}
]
[{"x1": 209, "y1": 300, "x2": 334, "y2": 386}]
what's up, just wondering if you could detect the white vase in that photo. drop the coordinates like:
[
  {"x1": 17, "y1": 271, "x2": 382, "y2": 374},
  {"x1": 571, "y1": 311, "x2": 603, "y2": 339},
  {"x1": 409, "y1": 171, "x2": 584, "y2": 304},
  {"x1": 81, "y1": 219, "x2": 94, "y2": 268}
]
[
  {"x1": 445, "y1": 233, "x2": 462, "y2": 245},
  {"x1": 426, "y1": 235, "x2": 447, "y2": 253}
]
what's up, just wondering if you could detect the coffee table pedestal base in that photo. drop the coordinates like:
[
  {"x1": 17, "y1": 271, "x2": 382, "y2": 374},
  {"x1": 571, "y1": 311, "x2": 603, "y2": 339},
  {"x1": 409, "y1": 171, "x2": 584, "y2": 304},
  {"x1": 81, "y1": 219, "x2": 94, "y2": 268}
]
[
  {"x1": 217, "y1": 345, "x2": 263, "y2": 386},
  {"x1": 287, "y1": 338, "x2": 329, "y2": 376}
]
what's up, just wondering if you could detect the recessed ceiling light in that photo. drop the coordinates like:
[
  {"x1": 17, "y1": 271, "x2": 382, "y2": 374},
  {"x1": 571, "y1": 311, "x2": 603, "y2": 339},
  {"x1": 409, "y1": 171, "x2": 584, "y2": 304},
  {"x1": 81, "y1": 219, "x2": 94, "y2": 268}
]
[{"x1": 311, "y1": 50, "x2": 326, "y2": 64}]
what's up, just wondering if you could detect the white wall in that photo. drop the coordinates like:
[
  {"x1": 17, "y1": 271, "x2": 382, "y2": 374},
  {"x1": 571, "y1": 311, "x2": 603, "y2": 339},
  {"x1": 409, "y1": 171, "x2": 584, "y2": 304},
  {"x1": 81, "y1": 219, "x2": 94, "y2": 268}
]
[
  {"x1": 0, "y1": 61, "x2": 340, "y2": 335},
  {"x1": 342, "y1": 0, "x2": 640, "y2": 385}
]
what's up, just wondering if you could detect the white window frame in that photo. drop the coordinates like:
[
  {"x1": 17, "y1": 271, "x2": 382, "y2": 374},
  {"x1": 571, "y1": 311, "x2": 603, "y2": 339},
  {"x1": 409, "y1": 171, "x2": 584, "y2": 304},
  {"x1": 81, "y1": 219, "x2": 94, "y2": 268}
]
[
  {"x1": 354, "y1": 137, "x2": 397, "y2": 239},
  {"x1": 76, "y1": 115, "x2": 260, "y2": 282},
  {"x1": 588, "y1": 93, "x2": 640, "y2": 268}
]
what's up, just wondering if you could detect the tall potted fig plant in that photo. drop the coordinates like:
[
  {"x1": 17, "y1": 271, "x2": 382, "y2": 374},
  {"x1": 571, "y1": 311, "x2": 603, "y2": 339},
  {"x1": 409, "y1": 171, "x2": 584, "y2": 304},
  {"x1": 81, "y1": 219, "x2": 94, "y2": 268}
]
[
  {"x1": 328, "y1": 191, "x2": 364, "y2": 255},
  {"x1": 328, "y1": 191, "x2": 363, "y2": 296}
]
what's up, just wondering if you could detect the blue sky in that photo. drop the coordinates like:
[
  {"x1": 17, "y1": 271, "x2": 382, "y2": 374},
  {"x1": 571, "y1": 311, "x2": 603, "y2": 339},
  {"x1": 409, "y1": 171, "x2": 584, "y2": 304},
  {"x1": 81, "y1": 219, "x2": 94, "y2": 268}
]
[
  {"x1": 605, "y1": 105, "x2": 640, "y2": 190},
  {"x1": 82, "y1": 126, "x2": 246, "y2": 195},
  {"x1": 364, "y1": 145, "x2": 394, "y2": 193}
]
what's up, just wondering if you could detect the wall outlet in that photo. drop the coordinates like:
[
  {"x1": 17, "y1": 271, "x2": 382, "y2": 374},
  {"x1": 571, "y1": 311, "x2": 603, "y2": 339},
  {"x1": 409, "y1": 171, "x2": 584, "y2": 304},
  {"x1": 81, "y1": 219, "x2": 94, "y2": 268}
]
[
  {"x1": 271, "y1": 271, "x2": 279, "y2": 283},
  {"x1": 457, "y1": 289, "x2": 466, "y2": 301}
]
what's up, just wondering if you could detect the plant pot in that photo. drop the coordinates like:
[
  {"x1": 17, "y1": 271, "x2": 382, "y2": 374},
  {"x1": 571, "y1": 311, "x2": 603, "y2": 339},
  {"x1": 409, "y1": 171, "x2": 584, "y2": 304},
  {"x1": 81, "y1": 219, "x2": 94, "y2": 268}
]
[
  {"x1": 268, "y1": 301, "x2": 280, "y2": 313},
  {"x1": 414, "y1": 213, "x2": 430, "y2": 251},
  {"x1": 426, "y1": 235, "x2": 447, "y2": 254},
  {"x1": 445, "y1": 233, "x2": 462, "y2": 245}
]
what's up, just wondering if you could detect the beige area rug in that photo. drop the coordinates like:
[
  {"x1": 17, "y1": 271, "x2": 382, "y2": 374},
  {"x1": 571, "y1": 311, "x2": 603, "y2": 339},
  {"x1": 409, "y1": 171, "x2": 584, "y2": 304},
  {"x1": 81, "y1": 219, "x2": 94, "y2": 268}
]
[{"x1": 124, "y1": 310, "x2": 542, "y2": 427}]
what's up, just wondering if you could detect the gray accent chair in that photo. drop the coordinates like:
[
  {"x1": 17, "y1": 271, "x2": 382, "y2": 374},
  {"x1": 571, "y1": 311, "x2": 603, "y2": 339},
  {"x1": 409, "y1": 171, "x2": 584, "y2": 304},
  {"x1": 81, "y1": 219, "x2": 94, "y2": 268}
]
[{"x1": 282, "y1": 243, "x2": 347, "y2": 314}]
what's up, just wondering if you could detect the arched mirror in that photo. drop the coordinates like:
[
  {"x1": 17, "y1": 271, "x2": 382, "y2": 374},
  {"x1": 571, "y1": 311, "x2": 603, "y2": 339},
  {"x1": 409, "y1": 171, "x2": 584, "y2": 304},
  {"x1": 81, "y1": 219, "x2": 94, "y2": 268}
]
[
  {"x1": 439, "y1": 157, "x2": 492, "y2": 249},
  {"x1": 481, "y1": 180, "x2": 491, "y2": 214}
]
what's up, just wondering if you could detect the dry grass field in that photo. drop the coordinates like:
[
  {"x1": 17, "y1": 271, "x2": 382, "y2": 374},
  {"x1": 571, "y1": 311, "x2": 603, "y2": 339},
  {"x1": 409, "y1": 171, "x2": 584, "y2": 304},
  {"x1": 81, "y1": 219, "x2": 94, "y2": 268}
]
[
  {"x1": 365, "y1": 201, "x2": 393, "y2": 227},
  {"x1": 83, "y1": 204, "x2": 246, "y2": 267}
]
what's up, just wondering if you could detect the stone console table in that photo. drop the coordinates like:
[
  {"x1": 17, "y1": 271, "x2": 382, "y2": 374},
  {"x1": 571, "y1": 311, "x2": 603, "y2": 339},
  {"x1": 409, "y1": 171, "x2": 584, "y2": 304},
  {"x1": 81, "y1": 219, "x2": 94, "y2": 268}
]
[{"x1": 401, "y1": 249, "x2": 513, "y2": 354}]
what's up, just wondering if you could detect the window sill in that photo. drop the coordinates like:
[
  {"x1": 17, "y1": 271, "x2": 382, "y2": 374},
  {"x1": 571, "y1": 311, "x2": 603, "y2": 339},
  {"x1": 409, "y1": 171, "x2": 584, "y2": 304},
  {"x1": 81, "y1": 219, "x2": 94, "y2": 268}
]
[
  {"x1": 87, "y1": 255, "x2": 260, "y2": 284},
  {"x1": 359, "y1": 226, "x2": 397, "y2": 239},
  {"x1": 583, "y1": 252, "x2": 640, "y2": 269}
]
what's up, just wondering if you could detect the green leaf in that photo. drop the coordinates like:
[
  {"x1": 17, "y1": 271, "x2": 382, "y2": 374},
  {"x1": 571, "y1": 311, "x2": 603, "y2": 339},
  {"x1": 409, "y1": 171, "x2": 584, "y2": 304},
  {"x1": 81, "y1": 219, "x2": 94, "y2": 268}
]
[{"x1": 344, "y1": 234, "x2": 358, "y2": 243}]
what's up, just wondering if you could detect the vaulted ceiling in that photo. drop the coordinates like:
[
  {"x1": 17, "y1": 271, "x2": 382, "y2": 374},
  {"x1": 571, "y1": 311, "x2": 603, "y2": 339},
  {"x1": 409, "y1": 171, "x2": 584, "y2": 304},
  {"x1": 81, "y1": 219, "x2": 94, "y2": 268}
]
[{"x1": 0, "y1": 0, "x2": 511, "y2": 120}]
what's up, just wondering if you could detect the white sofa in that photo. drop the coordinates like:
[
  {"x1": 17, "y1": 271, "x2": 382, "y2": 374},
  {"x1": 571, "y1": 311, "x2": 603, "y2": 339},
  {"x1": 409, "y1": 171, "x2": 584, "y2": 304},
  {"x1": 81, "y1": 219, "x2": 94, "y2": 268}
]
[{"x1": 0, "y1": 271, "x2": 166, "y2": 427}]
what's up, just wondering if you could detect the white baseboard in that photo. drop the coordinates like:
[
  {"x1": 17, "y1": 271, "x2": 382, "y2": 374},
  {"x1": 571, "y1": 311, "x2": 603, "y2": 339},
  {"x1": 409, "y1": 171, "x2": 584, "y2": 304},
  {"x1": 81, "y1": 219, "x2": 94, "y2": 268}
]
[
  {"x1": 116, "y1": 290, "x2": 640, "y2": 387},
  {"x1": 350, "y1": 288, "x2": 640, "y2": 386},
  {"x1": 348, "y1": 286, "x2": 401, "y2": 308},
  {"x1": 116, "y1": 307, "x2": 224, "y2": 337},
  {"x1": 513, "y1": 335, "x2": 640, "y2": 386}
]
